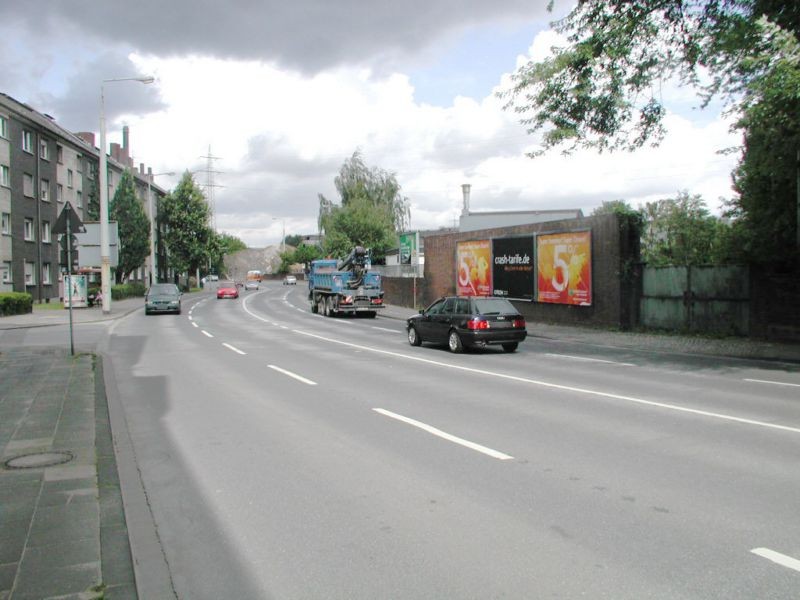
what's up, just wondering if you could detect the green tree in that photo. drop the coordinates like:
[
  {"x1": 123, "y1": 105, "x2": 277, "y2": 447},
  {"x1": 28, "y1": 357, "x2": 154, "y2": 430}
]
[
  {"x1": 110, "y1": 170, "x2": 150, "y2": 283},
  {"x1": 284, "y1": 234, "x2": 303, "y2": 247},
  {"x1": 285, "y1": 243, "x2": 322, "y2": 274},
  {"x1": 502, "y1": 1, "x2": 800, "y2": 260},
  {"x1": 641, "y1": 192, "x2": 727, "y2": 266},
  {"x1": 318, "y1": 152, "x2": 410, "y2": 260},
  {"x1": 209, "y1": 232, "x2": 247, "y2": 274},
  {"x1": 161, "y1": 172, "x2": 215, "y2": 279}
]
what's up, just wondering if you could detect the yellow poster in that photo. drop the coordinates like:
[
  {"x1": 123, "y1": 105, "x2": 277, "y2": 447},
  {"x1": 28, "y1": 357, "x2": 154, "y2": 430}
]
[
  {"x1": 456, "y1": 240, "x2": 492, "y2": 296},
  {"x1": 536, "y1": 231, "x2": 592, "y2": 305}
]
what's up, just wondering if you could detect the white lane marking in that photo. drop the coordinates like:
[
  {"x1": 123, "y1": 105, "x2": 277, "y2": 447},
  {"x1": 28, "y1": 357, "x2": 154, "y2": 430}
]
[
  {"x1": 744, "y1": 378, "x2": 800, "y2": 388},
  {"x1": 751, "y1": 548, "x2": 800, "y2": 573},
  {"x1": 201, "y1": 330, "x2": 214, "y2": 338},
  {"x1": 267, "y1": 364, "x2": 317, "y2": 385},
  {"x1": 192, "y1": 322, "x2": 198, "y2": 328},
  {"x1": 372, "y1": 326, "x2": 400, "y2": 333},
  {"x1": 374, "y1": 408, "x2": 513, "y2": 460},
  {"x1": 546, "y1": 353, "x2": 635, "y2": 367},
  {"x1": 223, "y1": 343, "x2": 246, "y2": 355},
  {"x1": 292, "y1": 330, "x2": 800, "y2": 435},
  {"x1": 188, "y1": 316, "x2": 193, "y2": 321}
]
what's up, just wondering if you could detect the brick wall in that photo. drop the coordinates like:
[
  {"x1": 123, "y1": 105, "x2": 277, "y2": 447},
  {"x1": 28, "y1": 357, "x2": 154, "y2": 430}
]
[{"x1": 383, "y1": 213, "x2": 641, "y2": 329}]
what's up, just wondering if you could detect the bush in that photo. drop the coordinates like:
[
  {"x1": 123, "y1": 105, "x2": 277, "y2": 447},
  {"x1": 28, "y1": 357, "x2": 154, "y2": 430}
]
[
  {"x1": 111, "y1": 282, "x2": 146, "y2": 300},
  {"x1": 0, "y1": 292, "x2": 33, "y2": 316}
]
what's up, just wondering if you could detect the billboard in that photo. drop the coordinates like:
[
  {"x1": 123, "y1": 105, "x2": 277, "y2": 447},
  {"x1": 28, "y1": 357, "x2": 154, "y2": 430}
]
[
  {"x1": 536, "y1": 230, "x2": 592, "y2": 305},
  {"x1": 492, "y1": 236, "x2": 534, "y2": 301},
  {"x1": 399, "y1": 232, "x2": 417, "y2": 265},
  {"x1": 456, "y1": 239, "x2": 492, "y2": 296}
]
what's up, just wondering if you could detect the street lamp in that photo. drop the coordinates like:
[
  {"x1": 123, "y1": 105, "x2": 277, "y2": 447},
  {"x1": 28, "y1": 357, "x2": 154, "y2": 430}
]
[
  {"x1": 99, "y1": 75, "x2": 154, "y2": 313},
  {"x1": 273, "y1": 217, "x2": 285, "y2": 253},
  {"x1": 147, "y1": 172, "x2": 174, "y2": 285}
]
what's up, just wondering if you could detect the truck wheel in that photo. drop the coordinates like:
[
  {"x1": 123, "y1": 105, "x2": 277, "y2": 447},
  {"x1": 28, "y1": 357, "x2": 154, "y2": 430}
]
[
  {"x1": 365, "y1": 311, "x2": 377, "y2": 318},
  {"x1": 311, "y1": 298, "x2": 318, "y2": 313},
  {"x1": 319, "y1": 297, "x2": 327, "y2": 316},
  {"x1": 448, "y1": 330, "x2": 464, "y2": 353},
  {"x1": 326, "y1": 296, "x2": 335, "y2": 317},
  {"x1": 408, "y1": 326, "x2": 421, "y2": 346}
]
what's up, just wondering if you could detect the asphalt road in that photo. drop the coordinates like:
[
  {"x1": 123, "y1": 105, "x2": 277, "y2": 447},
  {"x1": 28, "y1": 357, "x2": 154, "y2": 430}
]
[{"x1": 5, "y1": 282, "x2": 800, "y2": 598}]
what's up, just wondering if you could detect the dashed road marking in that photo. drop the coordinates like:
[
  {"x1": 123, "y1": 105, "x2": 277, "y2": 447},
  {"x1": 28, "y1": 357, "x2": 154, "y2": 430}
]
[
  {"x1": 223, "y1": 343, "x2": 246, "y2": 355},
  {"x1": 374, "y1": 408, "x2": 513, "y2": 460},
  {"x1": 751, "y1": 548, "x2": 800, "y2": 573},
  {"x1": 268, "y1": 364, "x2": 317, "y2": 385},
  {"x1": 744, "y1": 379, "x2": 800, "y2": 388}
]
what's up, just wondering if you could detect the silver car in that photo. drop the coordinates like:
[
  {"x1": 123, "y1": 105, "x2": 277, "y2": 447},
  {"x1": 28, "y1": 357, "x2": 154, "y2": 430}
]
[{"x1": 145, "y1": 283, "x2": 182, "y2": 315}]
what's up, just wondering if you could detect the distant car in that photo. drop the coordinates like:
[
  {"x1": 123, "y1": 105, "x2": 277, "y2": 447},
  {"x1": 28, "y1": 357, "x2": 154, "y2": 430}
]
[
  {"x1": 216, "y1": 281, "x2": 239, "y2": 299},
  {"x1": 283, "y1": 275, "x2": 297, "y2": 285},
  {"x1": 145, "y1": 283, "x2": 182, "y2": 315},
  {"x1": 207, "y1": 274, "x2": 219, "y2": 282},
  {"x1": 244, "y1": 279, "x2": 260, "y2": 290},
  {"x1": 407, "y1": 296, "x2": 527, "y2": 353}
]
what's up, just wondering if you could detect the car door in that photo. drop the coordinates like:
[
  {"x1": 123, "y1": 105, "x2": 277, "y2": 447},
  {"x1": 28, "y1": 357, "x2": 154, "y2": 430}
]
[
  {"x1": 416, "y1": 298, "x2": 445, "y2": 341},
  {"x1": 429, "y1": 297, "x2": 457, "y2": 343}
]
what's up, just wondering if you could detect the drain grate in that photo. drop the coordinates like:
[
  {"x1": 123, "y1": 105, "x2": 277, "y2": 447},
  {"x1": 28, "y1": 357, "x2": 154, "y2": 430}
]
[{"x1": 3, "y1": 451, "x2": 74, "y2": 469}]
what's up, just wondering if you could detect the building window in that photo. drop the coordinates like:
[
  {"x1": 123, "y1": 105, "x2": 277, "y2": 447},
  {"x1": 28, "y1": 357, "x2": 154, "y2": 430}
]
[
  {"x1": 42, "y1": 221, "x2": 51, "y2": 243},
  {"x1": 57, "y1": 145, "x2": 64, "y2": 163},
  {"x1": 77, "y1": 190, "x2": 83, "y2": 208},
  {"x1": 40, "y1": 179, "x2": 50, "y2": 201},
  {"x1": 25, "y1": 262, "x2": 35, "y2": 286},
  {"x1": 22, "y1": 130, "x2": 33, "y2": 153},
  {"x1": 67, "y1": 169, "x2": 74, "y2": 188},
  {"x1": 0, "y1": 165, "x2": 8, "y2": 187},
  {"x1": 23, "y1": 173, "x2": 34, "y2": 197},
  {"x1": 1, "y1": 212, "x2": 9, "y2": 234},
  {"x1": 24, "y1": 218, "x2": 35, "y2": 241},
  {"x1": 57, "y1": 183, "x2": 63, "y2": 202},
  {"x1": 2, "y1": 262, "x2": 11, "y2": 283},
  {"x1": 40, "y1": 139, "x2": 49, "y2": 160},
  {"x1": 42, "y1": 263, "x2": 52, "y2": 285},
  {"x1": 0, "y1": 115, "x2": 7, "y2": 139}
]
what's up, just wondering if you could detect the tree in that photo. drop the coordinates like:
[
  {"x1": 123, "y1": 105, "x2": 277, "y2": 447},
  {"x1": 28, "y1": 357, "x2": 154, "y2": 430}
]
[
  {"x1": 161, "y1": 172, "x2": 215, "y2": 279},
  {"x1": 284, "y1": 234, "x2": 303, "y2": 247},
  {"x1": 641, "y1": 192, "x2": 727, "y2": 266},
  {"x1": 209, "y1": 232, "x2": 247, "y2": 274},
  {"x1": 110, "y1": 170, "x2": 150, "y2": 283},
  {"x1": 502, "y1": 1, "x2": 800, "y2": 260},
  {"x1": 286, "y1": 243, "x2": 322, "y2": 274},
  {"x1": 318, "y1": 152, "x2": 411, "y2": 260}
]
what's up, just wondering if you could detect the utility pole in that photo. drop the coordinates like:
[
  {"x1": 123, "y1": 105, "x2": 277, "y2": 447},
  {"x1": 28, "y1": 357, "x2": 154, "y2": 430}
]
[{"x1": 198, "y1": 146, "x2": 223, "y2": 232}]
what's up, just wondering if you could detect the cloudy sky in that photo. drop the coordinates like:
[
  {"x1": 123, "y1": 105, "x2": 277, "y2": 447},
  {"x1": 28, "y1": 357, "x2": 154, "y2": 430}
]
[{"x1": 3, "y1": 1, "x2": 741, "y2": 247}]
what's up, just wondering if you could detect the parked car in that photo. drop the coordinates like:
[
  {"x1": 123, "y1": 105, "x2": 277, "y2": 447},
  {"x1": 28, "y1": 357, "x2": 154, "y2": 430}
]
[
  {"x1": 283, "y1": 275, "x2": 297, "y2": 285},
  {"x1": 207, "y1": 274, "x2": 219, "y2": 281},
  {"x1": 145, "y1": 283, "x2": 182, "y2": 315},
  {"x1": 407, "y1": 296, "x2": 527, "y2": 353},
  {"x1": 216, "y1": 281, "x2": 239, "y2": 299}
]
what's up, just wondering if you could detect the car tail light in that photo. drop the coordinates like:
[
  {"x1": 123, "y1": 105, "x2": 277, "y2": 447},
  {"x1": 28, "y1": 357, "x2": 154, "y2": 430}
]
[
  {"x1": 371, "y1": 298, "x2": 383, "y2": 304},
  {"x1": 467, "y1": 318, "x2": 490, "y2": 330},
  {"x1": 512, "y1": 317, "x2": 526, "y2": 328}
]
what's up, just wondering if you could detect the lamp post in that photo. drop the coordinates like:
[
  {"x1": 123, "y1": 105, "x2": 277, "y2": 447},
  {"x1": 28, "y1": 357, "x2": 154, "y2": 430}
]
[
  {"x1": 147, "y1": 172, "x2": 174, "y2": 285},
  {"x1": 273, "y1": 217, "x2": 285, "y2": 253},
  {"x1": 99, "y1": 75, "x2": 154, "y2": 313}
]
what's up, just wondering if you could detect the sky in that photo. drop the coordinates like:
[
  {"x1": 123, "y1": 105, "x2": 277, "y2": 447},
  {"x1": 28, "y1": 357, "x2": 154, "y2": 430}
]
[{"x1": 2, "y1": 1, "x2": 741, "y2": 248}]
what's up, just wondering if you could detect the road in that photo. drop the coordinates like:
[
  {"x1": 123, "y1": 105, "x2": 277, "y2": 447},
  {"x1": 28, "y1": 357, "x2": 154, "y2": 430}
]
[{"x1": 6, "y1": 281, "x2": 800, "y2": 598}]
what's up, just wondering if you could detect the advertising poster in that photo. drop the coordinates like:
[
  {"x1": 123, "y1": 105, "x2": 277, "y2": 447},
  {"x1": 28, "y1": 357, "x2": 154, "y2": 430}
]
[
  {"x1": 492, "y1": 236, "x2": 534, "y2": 301},
  {"x1": 456, "y1": 240, "x2": 492, "y2": 296},
  {"x1": 536, "y1": 231, "x2": 592, "y2": 305},
  {"x1": 399, "y1": 233, "x2": 415, "y2": 265},
  {"x1": 64, "y1": 274, "x2": 89, "y2": 308}
]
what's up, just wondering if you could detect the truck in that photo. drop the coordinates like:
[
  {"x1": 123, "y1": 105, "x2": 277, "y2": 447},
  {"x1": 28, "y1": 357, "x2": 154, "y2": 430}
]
[{"x1": 308, "y1": 246, "x2": 384, "y2": 317}]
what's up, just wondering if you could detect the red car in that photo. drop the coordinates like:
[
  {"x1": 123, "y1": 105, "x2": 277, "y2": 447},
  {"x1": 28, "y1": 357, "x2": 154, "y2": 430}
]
[{"x1": 216, "y1": 281, "x2": 239, "y2": 299}]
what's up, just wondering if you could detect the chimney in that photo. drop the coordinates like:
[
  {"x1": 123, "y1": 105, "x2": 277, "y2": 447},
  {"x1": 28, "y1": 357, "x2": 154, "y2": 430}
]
[
  {"x1": 140, "y1": 163, "x2": 145, "y2": 176},
  {"x1": 461, "y1": 184, "x2": 471, "y2": 216},
  {"x1": 75, "y1": 132, "x2": 96, "y2": 147},
  {"x1": 123, "y1": 125, "x2": 129, "y2": 152}
]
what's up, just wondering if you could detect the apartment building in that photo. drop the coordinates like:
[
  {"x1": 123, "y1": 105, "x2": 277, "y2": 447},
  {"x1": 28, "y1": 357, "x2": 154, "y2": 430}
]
[{"x1": 0, "y1": 92, "x2": 167, "y2": 302}]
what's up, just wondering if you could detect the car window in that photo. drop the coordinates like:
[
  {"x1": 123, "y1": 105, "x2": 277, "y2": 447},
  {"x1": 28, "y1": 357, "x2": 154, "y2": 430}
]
[
  {"x1": 473, "y1": 297, "x2": 518, "y2": 315},
  {"x1": 442, "y1": 298, "x2": 456, "y2": 313},
  {"x1": 150, "y1": 284, "x2": 178, "y2": 295},
  {"x1": 455, "y1": 298, "x2": 470, "y2": 314},
  {"x1": 425, "y1": 299, "x2": 446, "y2": 315}
]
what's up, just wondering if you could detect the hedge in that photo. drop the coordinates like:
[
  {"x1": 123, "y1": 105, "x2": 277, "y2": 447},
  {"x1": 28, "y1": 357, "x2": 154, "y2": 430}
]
[
  {"x1": 111, "y1": 282, "x2": 147, "y2": 300},
  {"x1": 0, "y1": 292, "x2": 33, "y2": 316}
]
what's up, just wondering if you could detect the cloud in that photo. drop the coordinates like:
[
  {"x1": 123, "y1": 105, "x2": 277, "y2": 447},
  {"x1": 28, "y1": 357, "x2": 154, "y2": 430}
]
[{"x1": 6, "y1": 1, "x2": 548, "y2": 74}]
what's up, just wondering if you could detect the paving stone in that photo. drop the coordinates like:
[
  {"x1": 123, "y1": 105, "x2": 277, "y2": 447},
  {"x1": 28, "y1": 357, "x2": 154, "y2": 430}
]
[
  {"x1": 0, "y1": 518, "x2": 29, "y2": 564},
  {"x1": 12, "y1": 560, "x2": 100, "y2": 599},
  {"x1": 0, "y1": 562, "x2": 17, "y2": 594}
]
